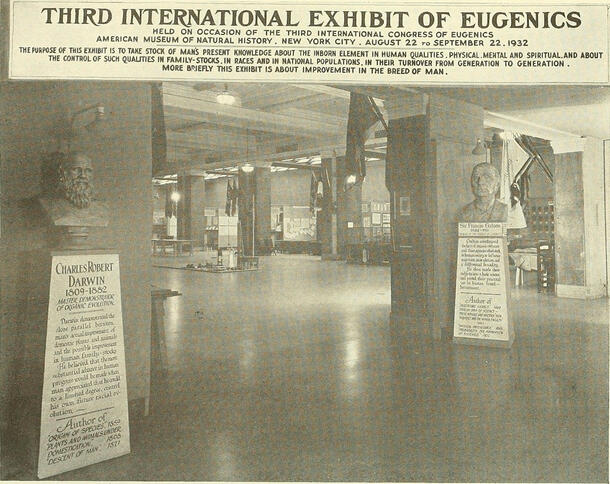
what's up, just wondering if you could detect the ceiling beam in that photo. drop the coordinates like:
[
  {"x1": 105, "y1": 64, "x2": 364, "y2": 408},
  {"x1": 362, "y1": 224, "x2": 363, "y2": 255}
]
[
  {"x1": 167, "y1": 131, "x2": 256, "y2": 152},
  {"x1": 163, "y1": 84, "x2": 342, "y2": 137},
  {"x1": 205, "y1": 169, "x2": 239, "y2": 176},
  {"x1": 485, "y1": 111, "x2": 582, "y2": 141},
  {"x1": 272, "y1": 161, "x2": 320, "y2": 170},
  {"x1": 364, "y1": 150, "x2": 386, "y2": 159},
  {"x1": 246, "y1": 87, "x2": 323, "y2": 110},
  {"x1": 270, "y1": 93, "x2": 331, "y2": 111},
  {"x1": 157, "y1": 137, "x2": 387, "y2": 175},
  {"x1": 274, "y1": 107, "x2": 347, "y2": 127},
  {"x1": 291, "y1": 84, "x2": 352, "y2": 99},
  {"x1": 164, "y1": 104, "x2": 336, "y2": 139}
]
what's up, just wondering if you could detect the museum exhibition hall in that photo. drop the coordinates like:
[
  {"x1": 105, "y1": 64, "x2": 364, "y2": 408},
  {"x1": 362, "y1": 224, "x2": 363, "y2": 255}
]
[{"x1": 1, "y1": 81, "x2": 609, "y2": 482}]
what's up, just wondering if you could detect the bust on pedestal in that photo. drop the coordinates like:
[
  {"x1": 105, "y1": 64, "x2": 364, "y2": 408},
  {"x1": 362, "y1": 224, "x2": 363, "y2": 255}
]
[
  {"x1": 12, "y1": 152, "x2": 131, "y2": 478},
  {"x1": 453, "y1": 163, "x2": 514, "y2": 348},
  {"x1": 38, "y1": 152, "x2": 109, "y2": 249},
  {"x1": 458, "y1": 162, "x2": 507, "y2": 223}
]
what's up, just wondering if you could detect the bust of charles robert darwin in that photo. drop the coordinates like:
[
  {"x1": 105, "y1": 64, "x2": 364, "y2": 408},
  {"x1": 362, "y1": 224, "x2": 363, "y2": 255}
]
[
  {"x1": 38, "y1": 152, "x2": 109, "y2": 229},
  {"x1": 458, "y1": 162, "x2": 507, "y2": 223}
]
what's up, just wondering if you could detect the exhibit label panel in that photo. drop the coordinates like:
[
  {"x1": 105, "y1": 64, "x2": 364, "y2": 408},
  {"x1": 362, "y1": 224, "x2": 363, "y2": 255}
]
[
  {"x1": 453, "y1": 223, "x2": 513, "y2": 345},
  {"x1": 38, "y1": 253, "x2": 130, "y2": 478}
]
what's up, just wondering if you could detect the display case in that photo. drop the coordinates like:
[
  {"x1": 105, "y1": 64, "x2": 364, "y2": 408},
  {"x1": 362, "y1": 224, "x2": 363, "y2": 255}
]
[
  {"x1": 523, "y1": 197, "x2": 554, "y2": 241},
  {"x1": 203, "y1": 208, "x2": 238, "y2": 250}
]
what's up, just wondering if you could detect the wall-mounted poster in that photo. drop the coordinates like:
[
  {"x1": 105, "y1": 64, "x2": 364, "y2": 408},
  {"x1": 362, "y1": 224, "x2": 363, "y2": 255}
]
[
  {"x1": 283, "y1": 206, "x2": 316, "y2": 241},
  {"x1": 153, "y1": 210, "x2": 166, "y2": 225},
  {"x1": 371, "y1": 213, "x2": 381, "y2": 225},
  {"x1": 271, "y1": 206, "x2": 283, "y2": 230},
  {"x1": 399, "y1": 196, "x2": 411, "y2": 216},
  {"x1": 382, "y1": 213, "x2": 391, "y2": 224}
]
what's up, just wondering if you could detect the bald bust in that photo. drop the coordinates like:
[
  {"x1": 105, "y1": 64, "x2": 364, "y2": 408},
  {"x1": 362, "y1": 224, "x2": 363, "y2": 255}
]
[
  {"x1": 458, "y1": 163, "x2": 507, "y2": 223},
  {"x1": 39, "y1": 152, "x2": 109, "y2": 227}
]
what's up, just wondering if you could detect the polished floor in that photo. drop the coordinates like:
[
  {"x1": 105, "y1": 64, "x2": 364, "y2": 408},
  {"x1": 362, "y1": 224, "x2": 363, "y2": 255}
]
[{"x1": 35, "y1": 255, "x2": 610, "y2": 481}]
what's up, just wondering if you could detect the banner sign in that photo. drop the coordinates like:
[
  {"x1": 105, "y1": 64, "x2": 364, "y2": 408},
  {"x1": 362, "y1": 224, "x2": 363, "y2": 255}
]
[{"x1": 8, "y1": 2, "x2": 609, "y2": 83}]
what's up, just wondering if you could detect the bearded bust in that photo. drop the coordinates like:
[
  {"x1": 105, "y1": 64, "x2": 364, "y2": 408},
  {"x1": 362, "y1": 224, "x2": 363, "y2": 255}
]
[{"x1": 39, "y1": 152, "x2": 109, "y2": 228}]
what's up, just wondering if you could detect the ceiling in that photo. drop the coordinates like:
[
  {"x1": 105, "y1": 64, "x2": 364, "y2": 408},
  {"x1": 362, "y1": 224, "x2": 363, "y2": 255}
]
[
  {"x1": 157, "y1": 82, "x2": 609, "y2": 177},
  {"x1": 158, "y1": 82, "x2": 375, "y2": 176},
  {"x1": 420, "y1": 85, "x2": 610, "y2": 140}
]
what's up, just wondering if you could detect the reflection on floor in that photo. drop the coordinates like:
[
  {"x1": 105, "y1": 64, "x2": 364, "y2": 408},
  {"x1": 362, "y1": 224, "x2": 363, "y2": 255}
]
[{"x1": 51, "y1": 254, "x2": 608, "y2": 481}]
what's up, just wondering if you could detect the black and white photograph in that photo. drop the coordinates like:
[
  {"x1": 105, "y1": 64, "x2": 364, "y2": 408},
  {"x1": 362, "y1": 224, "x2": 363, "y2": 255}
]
[{"x1": 1, "y1": 2, "x2": 609, "y2": 482}]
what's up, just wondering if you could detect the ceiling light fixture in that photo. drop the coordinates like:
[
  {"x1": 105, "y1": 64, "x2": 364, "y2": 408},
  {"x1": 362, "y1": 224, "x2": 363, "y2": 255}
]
[
  {"x1": 216, "y1": 84, "x2": 236, "y2": 105},
  {"x1": 472, "y1": 138, "x2": 487, "y2": 155}
]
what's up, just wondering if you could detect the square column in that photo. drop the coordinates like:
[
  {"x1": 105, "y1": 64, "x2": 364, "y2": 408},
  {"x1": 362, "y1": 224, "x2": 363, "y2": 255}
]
[
  {"x1": 318, "y1": 149, "x2": 363, "y2": 259},
  {"x1": 386, "y1": 92, "x2": 486, "y2": 339},
  {"x1": 177, "y1": 171, "x2": 206, "y2": 246},
  {"x1": 319, "y1": 151, "x2": 339, "y2": 260},
  {"x1": 336, "y1": 155, "x2": 363, "y2": 258},
  {"x1": 238, "y1": 166, "x2": 271, "y2": 256},
  {"x1": 254, "y1": 166, "x2": 271, "y2": 254},
  {"x1": 552, "y1": 137, "x2": 607, "y2": 298}
]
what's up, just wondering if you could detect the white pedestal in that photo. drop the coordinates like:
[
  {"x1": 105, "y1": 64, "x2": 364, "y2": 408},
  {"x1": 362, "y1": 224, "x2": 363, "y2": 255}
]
[
  {"x1": 453, "y1": 223, "x2": 515, "y2": 348},
  {"x1": 14, "y1": 250, "x2": 131, "y2": 478}
]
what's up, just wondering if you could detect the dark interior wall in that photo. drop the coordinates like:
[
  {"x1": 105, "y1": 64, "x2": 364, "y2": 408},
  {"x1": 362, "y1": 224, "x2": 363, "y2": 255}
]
[
  {"x1": 188, "y1": 176, "x2": 206, "y2": 243},
  {"x1": 0, "y1": 82, "x2": 153, "y2": 420},
  {"x1": 527, "y1": 158, "x2": 554, "y2": 199},
  {"x1": 554, "y1": 151, "x2": 585, "y2": 286},
  {"x1": 205, "y1": 178, "x2": 229, "y2": 210},
  {"x1": 387, "y1": 94, "x2": 485, "y2": 337},
  {"x1": 427, "y1": 95, "x2": 486, "y2": 334},
  {"x1": 0, "y1": 82, "x2": 57, "y2": 427},
  {"x1": 177, "y1": 174, "x2": 205, "y2": 243},
  {"x1": 203, "y1": 164, "x2": 388, "y2": 210},
  {"x1": 271, "y1": 170, "x2": 311, "y2": 206},
  {"x1": 273, "y1": 164, "x2": 388, "y2": 207},
  {"x1": 255, "y1": 167, "x2": 271, "y2": 249},
  {"x1": 386, "y1": 115, "x2": 428, "y2": 319},
  {"x1": 0, "y1": 0, "x2": 8, "y2": 81},
  {"x1": 362, "y1": 160, "x2": 390, "y2": 202},
  {"x1": 205, "y1": 170, "x2": 321, "y2": 209}
]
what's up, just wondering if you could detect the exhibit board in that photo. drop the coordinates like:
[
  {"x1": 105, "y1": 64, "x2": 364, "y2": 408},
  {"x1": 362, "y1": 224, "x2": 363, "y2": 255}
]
[
  {"x1": 453, "y1": 223, "x2": 514, "y2": 347},
  {"x1": 218, "y1": 215, "x2": 238, "y2": 247},
  {"x1": 283, "y1": 206, "x2": 316, "y2": 241},
  {"x1": 38, "y1": 253, "x2": 130, "y2": 478}
]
